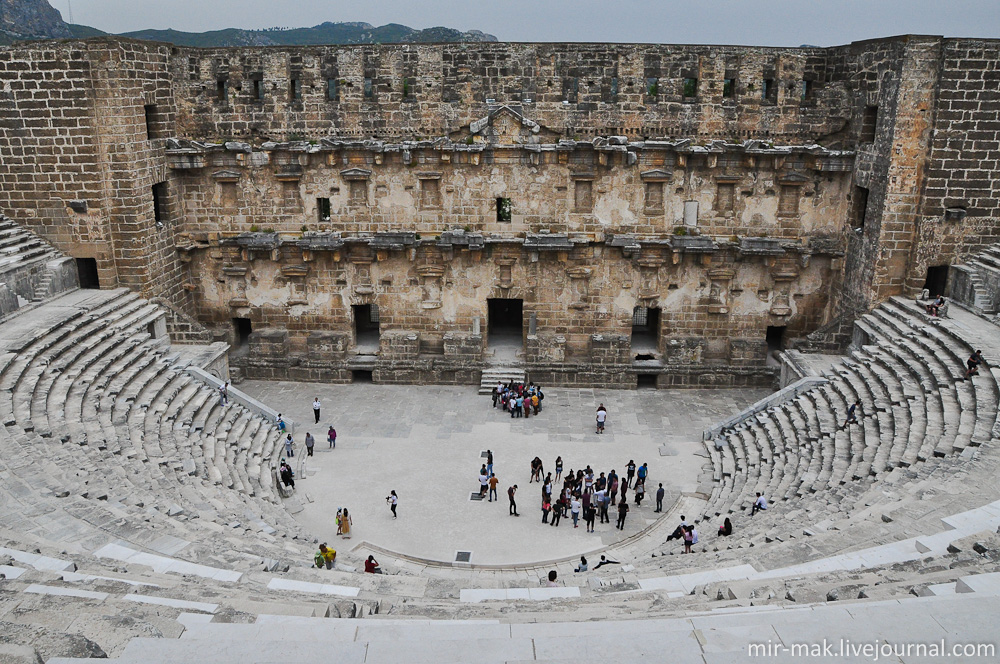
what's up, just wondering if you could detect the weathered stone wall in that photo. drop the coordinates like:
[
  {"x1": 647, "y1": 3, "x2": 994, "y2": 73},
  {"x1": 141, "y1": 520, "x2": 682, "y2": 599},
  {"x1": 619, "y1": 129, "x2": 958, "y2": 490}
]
[
  {"x1": 170, "y1": 43, "x2": 850, "y2": 145},
  {"x1": 909, "y1": 39, "x2": 1000, "y2": 288},
  {"x1": 0, "y1": 39, "x2": 192, "y2": 310},
  {"x1": 0, "y1": 35, "x2": 997, "y2": 386}
]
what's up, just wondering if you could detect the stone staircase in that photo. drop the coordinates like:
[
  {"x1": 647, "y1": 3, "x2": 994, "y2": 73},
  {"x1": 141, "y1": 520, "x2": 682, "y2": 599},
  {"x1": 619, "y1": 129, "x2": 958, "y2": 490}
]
[{"x1": 478, "y1": 367, "x2": 527, "y2": 395}]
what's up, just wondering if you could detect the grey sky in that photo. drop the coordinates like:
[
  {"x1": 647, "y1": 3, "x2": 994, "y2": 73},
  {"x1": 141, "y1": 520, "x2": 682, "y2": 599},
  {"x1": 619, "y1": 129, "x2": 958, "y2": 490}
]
[{"x1": 66, "y1": 0, "x2": 1000, "y2": 46}]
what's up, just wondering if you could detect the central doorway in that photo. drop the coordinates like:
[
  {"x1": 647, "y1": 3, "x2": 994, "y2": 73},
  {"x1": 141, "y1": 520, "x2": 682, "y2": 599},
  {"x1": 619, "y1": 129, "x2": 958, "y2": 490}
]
[
  {"x1": 353, "y1": 303, "x2": 380, "y2": 354},
  {"x1": 487, "y1": 298, "x2": 523, "y2": 363}
]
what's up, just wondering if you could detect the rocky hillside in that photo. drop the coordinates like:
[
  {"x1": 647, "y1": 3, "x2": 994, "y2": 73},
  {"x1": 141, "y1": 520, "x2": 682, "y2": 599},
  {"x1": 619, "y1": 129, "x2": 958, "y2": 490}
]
[
  {"x1": 0, "y1": 0, "x2": 496, "y2": 46},
  {"x1": 0, "y1": 0, "x2": 71, "y2": 40},
  {"x1": 120, "y1": 22, "x2": 497, "y2": 47}
]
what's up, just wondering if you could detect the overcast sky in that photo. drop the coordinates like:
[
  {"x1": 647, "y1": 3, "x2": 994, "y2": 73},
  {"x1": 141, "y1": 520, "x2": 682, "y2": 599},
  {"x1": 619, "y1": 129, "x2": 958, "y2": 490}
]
[{"x1": 64, "y1": 0, "x2": 1000, "y2": 46}]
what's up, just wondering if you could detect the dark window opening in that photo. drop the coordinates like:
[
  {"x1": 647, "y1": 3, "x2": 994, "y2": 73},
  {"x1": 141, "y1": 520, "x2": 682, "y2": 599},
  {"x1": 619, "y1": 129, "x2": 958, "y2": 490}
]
[
  {"x1": 860, "y1": 105, "x2": 879, "y2": 143},
  {"x1": 646, "y1": 77, "x2": 659, "y2": 98},
  {"x1": 363, "y1": 77, "x2": 374, "y2": 99},
  {"x1": 637, "y1": 374, "x2": 658, "y2": 389},
  {"x1": 609, "y1": 77, "x2": 619, "y2": 101},
  {"x1": 233, "y1": 317, "x2": 252, "y2": 347},
  {"x1": 766, "y1": 326, "x2": 785, "y2": 354},
  {"x1": 722, "y1": 78, "x2": 736, "y2": 98},
  {"x1": 496, "y1": 197, "x2": 512, "y2": 223},
  {"x1": 851, "y1": 185, "x2": 869, "y2": 231},
  {"x1": 151, "y1": 182, "x2": 168, "y2": 223},
  {"x1": 564, "y1": 77, "x2": 578, "y2": 102},
  {"x1": 923, "y1": 265, "x2": 950, "y2": 298},
  {"x1": 143, "y1": 104, "x2": 159, "y2": 140},
  {"x1": 217, "y1": 79, "x2": 228, "y2": 102},
  {"x1": 76, "y1": 257, "x2": 100, "y2": 289},
  {"x1": 352, "y1": 370, "x2": 373, "y2": 383},
  {"x1": 327, "y1": 78, "x2": 338, "y2": 101},
  {"x1": 317, "y1": 197, "x2": 331, "y2": 221},
  {"x1": 683, "y1": 77, "x2": 698, "y2": 98},
  {"x1": 762, "y1": 78, "x2": 776, "y2": 103},
  {"x1": 353, "y1": 304, "x2": 380, "y2": 351},
  {"x1": 252, "y1": 77, "x2": 264, "y2": 100},
  {"x1": 147, "y1": 321, "x2": 158, "y2": 338},
  {"x1": 402, "y1": 77, "x2": 415, "y2": 97},
  {"x1": 631, "y1": 306, "x2": 660, "y2": 353},
  {"x1": 800, "y1": 79, "x2": 813, "y2": 102},
  {"x1": 289, "y1": 78, "x2": 301, "y2": 101}
]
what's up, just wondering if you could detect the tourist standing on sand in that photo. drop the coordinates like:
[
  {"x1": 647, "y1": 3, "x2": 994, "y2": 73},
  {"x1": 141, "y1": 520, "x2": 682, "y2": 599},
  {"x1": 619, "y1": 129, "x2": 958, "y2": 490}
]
[
  {"x1": 486, "y1": 449, "x2": 494, "y2": 477},
  {"x1": 626, "y1": 460, "x2": 636, "y2": 488},
  {"x1": 341, "y1": 508, "x2": 352, "y2": 538},
  {"x1": 313, "y1": 397, "x2": 321, "y2": 424},
  {"x1": 328, "y1": 426, "x2": 336, "y2": 449},
  {"x1": 554, "y1": 456, "x2": 563, "y2": 482},
  {"x1": 386, "y1": 490, "x2": 398, "y2": 519},
  {"x1": 305, "y1": 432, "x2": 315, "y2": 457},
  {"x1": 336, "y1": 508, "x2": 343, "y2": 536},
  {"x1": 284, "y1": 433, "x2": 294, "y2": 457},
  {"x1": 596, "y1": 403, "x2": 607, "y2": 434},
  {"x1": 655, "y1": 483, "x2": 665, "y2": 513}
]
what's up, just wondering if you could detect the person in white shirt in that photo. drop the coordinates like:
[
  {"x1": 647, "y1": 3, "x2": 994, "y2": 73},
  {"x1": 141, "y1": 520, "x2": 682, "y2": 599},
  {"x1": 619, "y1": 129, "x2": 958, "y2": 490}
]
[
  {"x1": 596, "y1": 404, "x2": 607, "y2": 434},
  {"x1": 571, "y1": 497, "x2": 582, "y2": 528},
  {"x1": 312, "y1": 397, "x2": 321, "y2": 424},
  {"x1": 752, "y1": 492, "x2": 768, "y2": 516},
  {"x1": 479, "y1": 472, "x2": 490, "y2": 497}
]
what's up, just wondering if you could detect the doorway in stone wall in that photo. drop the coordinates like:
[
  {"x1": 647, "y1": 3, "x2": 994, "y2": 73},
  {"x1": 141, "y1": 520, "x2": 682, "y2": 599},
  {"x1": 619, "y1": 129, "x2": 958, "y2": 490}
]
[
  {"x1": 353, "y1": 304, "x2": 380, "y2": 354},
  {"x1": 76, "y1": 258, "x2": 100, "y2": 289},
  {"x1": 923, "y1": 265, "x2": 950, "y2": 299},
  {"x1": 487, "y1": 298, "x2": 523, "y2": 364},
  {"x1": 631, "y1": 306, "x2": 660, "y2": 358}
]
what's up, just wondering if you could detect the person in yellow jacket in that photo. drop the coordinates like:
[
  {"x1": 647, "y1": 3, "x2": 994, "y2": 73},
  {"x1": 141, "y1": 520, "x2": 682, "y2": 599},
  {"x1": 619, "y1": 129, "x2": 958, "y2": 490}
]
[{"x1": 315, "y1": 543, "x2": 336, "y2": 569}]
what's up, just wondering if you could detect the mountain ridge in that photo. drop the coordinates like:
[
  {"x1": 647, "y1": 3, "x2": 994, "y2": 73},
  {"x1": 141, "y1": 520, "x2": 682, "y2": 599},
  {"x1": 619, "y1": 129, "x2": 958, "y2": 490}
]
[{"x1": 1, "y1": 0, "x2": 497, "y2": 46}]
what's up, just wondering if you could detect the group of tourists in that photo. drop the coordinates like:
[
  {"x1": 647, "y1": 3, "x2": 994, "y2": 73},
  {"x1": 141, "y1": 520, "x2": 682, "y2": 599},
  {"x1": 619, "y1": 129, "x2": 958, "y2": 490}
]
[
  {"x1": 491, "y1": 381, "x2": 545, "y2": 417},
  {"x1": 490, "y1": 452, "x2": 662, "y2": 535}
]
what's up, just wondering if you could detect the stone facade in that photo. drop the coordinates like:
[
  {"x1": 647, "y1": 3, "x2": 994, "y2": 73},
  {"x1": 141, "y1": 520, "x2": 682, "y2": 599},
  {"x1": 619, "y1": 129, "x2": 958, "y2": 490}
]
[{"x1": 0, "y1": 36, "x2": 998, "y2": 387}]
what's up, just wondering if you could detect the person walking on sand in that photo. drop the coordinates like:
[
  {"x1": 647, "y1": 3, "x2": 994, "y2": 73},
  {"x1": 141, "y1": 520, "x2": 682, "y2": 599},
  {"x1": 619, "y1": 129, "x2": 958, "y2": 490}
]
[
  {"x1": 655, "y1": 483, "x2": 665, "y2": 512},
  {"x1": 328, "y1": 426, "x2": 337, "y2": 449},
  {"x1": 341, "y1": 508, "x2": 353, "y2": 538},
  {"x1": 508, "y1": 485, "x2": 519, "y2": 516},
  {"x1": 596, "y1": 403, "x2": 607, "y2": 434},
  {"x1": 386, "y1": 490, "x2": 398, "y2": 519},
  {"x1": 305, "y1": 431, "x2": 315, "y2": 457},
  {"x1": 312, "y1": 397, "x2": 321, "y2": 424}
]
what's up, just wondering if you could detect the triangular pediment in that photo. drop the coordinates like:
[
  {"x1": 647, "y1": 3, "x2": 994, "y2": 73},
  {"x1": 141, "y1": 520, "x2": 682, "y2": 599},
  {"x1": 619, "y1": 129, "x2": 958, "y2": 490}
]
[
  {"x1": 340, "y1": 168, "x2": 372, "y2": 180},
  {"x1": 468, "y1": 105, "x2": 541, "y2": 145}
]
